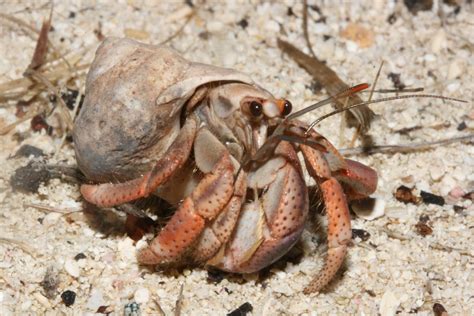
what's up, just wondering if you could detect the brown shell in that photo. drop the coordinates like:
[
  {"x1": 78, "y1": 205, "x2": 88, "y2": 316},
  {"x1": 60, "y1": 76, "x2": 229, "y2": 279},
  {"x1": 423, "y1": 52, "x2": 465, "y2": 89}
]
[{"x1": 74, "y1": 37, "x2": 253, "y2": 182}]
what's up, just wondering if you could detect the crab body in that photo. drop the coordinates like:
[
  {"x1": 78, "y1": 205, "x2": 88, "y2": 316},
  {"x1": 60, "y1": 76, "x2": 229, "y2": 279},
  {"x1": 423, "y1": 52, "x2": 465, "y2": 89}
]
[{"x1": 74, "y1": 38, "x2": 377, "y2": 293}]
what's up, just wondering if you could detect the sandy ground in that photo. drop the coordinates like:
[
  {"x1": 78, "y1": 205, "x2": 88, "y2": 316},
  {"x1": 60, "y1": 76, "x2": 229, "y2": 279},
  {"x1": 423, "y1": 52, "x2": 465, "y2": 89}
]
[{"x1": 0, "y1": 1, "x2": 473, "y2": 315}]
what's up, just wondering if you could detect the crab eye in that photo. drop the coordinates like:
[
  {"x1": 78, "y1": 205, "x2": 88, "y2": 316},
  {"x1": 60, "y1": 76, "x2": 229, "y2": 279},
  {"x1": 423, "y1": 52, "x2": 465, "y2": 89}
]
[
  {"x1": 282, "y1": 100, "x2": 292, "y2": 116},
  {"x1": 249, "y1": 101, "x2": 263, "y2": 117}
]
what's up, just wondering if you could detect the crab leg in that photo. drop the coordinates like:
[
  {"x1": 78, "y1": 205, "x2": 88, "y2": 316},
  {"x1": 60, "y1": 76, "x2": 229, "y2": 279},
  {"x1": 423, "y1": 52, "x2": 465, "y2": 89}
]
[
  {"x1": 300, "y1": 144, "x2": 375, "y2": 293},
  {"x1": 80, "y1": 117, "x2": 197, "y2": 207},
  {"x1": 138, "y1": 152, "x2": 235, "y2": 264}
]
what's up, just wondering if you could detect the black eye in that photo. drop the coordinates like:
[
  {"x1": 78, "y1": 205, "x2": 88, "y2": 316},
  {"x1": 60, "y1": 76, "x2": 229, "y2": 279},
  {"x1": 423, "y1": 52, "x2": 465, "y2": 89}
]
[
  {"x1": 282, "y1": 100, "x2": 292, "y2": 116},
  {"x1": 249, "y1": 101, "x2": 263, "y2": 117}
]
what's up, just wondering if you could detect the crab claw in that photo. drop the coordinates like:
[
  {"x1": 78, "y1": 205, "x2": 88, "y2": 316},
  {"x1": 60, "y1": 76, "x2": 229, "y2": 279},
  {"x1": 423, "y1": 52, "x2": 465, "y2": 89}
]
[{"x1": 208, "y1": 142, "x2": 309, "y2": 273}]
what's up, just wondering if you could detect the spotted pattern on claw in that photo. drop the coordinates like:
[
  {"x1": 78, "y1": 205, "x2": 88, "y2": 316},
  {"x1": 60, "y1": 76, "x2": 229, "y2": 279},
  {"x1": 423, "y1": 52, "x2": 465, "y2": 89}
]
[
  {"x1": 192, "y1": 154, "x2": 234, "y2": 219},
  {"x1": 138, "y1": 198, "x2": 205, "y2": 264},
  {"x1": 192, "y1": 228, "x2": 222, "y2": 263},
  {"x1": 270, "y1": 165, "x2": 307, "y2": 238}
]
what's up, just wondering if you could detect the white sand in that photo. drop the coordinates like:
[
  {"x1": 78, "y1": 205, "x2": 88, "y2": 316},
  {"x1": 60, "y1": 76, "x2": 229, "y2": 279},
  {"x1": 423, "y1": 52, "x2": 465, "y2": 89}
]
[{"x1": 0, "y1": 1, "x2": 473, "y2": 315}]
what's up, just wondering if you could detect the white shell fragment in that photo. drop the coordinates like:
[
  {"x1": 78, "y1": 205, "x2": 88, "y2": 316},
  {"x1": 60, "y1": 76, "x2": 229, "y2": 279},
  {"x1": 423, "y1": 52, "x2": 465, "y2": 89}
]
[
  {"x1": 351, "y1": 197, "x2": 386, "y2": 220},
  {"x1": 64, "y1": 259, "x2": 81, "y2": 278},
  {"x1": 379, "y1": 289, "x2": 400, "y2": 316}
]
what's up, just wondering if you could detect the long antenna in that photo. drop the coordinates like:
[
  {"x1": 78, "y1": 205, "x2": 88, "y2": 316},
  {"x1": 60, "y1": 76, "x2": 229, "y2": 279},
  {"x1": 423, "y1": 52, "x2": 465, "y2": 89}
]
[{"x1": 306, "y1": 94, "x2": 467, "y2": 132}]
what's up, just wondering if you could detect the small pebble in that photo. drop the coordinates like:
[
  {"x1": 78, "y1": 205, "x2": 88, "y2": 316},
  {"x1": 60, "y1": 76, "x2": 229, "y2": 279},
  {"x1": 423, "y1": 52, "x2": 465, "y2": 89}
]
[
  {"x1": 447, "y1": 60, "x2": 463, "y2": 80},
  {"x1": 431, "y1": 29, "x2": 447, "y2": 53},
  {"x1": 124, "y1": 302, "x2": 141, "y2": 316},
  {"x1": 64, "y1": 259, "x2": 80, "y2": 278},
  {"x1": 133, "y1": 288, "x2": 149, "y2": 304},
  {"x1": 449, "y1": 186, "x2": 465, "y2": 199},
  {"x1": 86, "y1": 289, "x2": 105, "y2": 311},
  {"x1": 61, "y1": 290, "x2": 76, "y2": 307}
]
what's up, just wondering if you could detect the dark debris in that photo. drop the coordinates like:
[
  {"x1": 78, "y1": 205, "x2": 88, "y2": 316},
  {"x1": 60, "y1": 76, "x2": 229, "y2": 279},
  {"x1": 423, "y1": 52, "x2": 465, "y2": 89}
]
[
  {"x1": 387, "y1": 72, "x2": 406, "y2": 90},
  {"x1": 352, "y1": 228, "x2": 371, "y2": 241},
  {"x1": 456, "y1": 121, "x2": 467, "y2": 131},
  {"x1": 387, "y1": 13, "x2": 397, "y2": 24},
  {"x1": 207, "y1": 268, "x2": 226, "y2": 284},
  {"x1": 10, "y1": 161, "x2": 51, "y2": 193},
  {"x1": 420, "y1": 191, "x2": 445, "y2": 206},
  {"x1": 227, "y1": 302, "x2": 253, "y2": 316},
  {"x1": 12, "y1": 144, "x2": 44, "y2": 158},
  {"x1": 404, "y1": 0, "x2": 433, "y2": 14},
  {"x1": 74, "y1": 253, "x2": 87, "y2": 261},
  {"x1": 433, "y1": 302, "x2": 448, "y2": 316},
  {"x1": 31, "y1": 114, "x2": 52, "y2": 134},
  {"x1": 61, "y1": 290, "x2": 76, "y2": 307},
  {"x1": 237, "y1": 18, "x2": 248, "y2": 29}
]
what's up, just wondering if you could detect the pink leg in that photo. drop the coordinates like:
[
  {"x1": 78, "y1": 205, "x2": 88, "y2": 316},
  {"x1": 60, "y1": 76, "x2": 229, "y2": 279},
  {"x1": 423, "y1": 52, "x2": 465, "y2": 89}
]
[
  {"x1": 300, "y1": 144, "x2": 375, "y2": 293},
  {"x1": 303, "y1": 178, "x2": 351, "y2": 294},
  {"x1": 80, "y1": 117, "x2": 197, "y2": 207}
]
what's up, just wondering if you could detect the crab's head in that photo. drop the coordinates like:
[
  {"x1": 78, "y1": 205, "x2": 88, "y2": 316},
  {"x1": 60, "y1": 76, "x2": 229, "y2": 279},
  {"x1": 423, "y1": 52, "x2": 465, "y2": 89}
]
[{"x1": 206, "y1": 83, "x2": 292, "y2": 158}]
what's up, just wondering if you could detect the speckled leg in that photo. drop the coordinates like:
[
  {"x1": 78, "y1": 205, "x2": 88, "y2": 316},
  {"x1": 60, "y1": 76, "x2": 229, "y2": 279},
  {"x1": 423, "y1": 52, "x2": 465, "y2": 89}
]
[
  {"x1": 138, "y1": 152, "x2": 235, "y2": 265},
  {"x1": 303, "y1": 178, "x2": 351, "y2": 294},
  {"x1": 80, "y1": 117, "x2": 197, "y2": 207},
  {"x1": 300, "y1": 144, "x2": 375, "y2": 293}
]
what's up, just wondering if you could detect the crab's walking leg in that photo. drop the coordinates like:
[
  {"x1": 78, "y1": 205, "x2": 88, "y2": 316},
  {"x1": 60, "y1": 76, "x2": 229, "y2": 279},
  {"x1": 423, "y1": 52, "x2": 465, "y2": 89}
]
[
  {"x1": 80, "y1": 117, "x2": 197, "y2": 207},
  {"x1": 300, "y1": 144, "x2": 374, "y2": 294},
  {"x1": 138, "y1": 151, "x2": 236, "y2": 264}
]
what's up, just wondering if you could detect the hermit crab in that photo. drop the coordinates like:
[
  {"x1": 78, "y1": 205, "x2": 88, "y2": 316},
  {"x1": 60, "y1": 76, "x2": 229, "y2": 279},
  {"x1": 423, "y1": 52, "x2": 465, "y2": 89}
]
[{"x1": 74, "y1": 37, "x2": 379, "y2": 293}]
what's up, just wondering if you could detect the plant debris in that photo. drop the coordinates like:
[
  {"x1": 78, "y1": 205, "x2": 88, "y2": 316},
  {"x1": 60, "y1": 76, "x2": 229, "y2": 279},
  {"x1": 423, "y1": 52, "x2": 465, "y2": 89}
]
[
  {"x1": 277, "y1": 38, "x2": 374, "y2": 132},
  {"x1": 387, "y1": 72, "x2": 406, "y2": 90},
  {"x1": 415, "y1": 222, "x2": 433, "y2": 236},
  {"x1": 394, "y1": 185, "x2": 420, "y2": 204},
  {"x1": 227, "y1": 302, "x2": 253, "y2": 316},
  {"x1": 420, "y1": 191, "x2": 445, "y2": 206},
  {"x1": 27, "y1": 7, "x2": 52, "y2": 71},
  {"x1": 433, "y1": 302, "x2": 448, "y2": 316},
  {"x1": 74, "y1": 253, "x2": 87, "y2": 261},
  {"x1": 40, "y1": 266, "x2": 60, "y2": 299}
]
